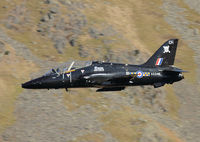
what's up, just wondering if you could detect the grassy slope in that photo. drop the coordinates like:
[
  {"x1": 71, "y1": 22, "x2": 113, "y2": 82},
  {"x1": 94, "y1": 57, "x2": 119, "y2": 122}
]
[
  {"x1": 0, "y1": 0, "x2": 84, "y2": 62},
  {"x1": 0, "y1": 0, "x2": 198, "y2": 141},
  {"x1": 0, "y1": 43, "x2": 38, "y2": 133},
  {"x1": 101, "y1": 107, "x2": 148, "y2": 142},
  {"x1": 69, "y1": 133, "x2": 104, "y2": 142}
]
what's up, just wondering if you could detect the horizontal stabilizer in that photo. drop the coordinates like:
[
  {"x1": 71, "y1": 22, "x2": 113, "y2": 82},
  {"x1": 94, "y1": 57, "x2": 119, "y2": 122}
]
[{"x1": 163, "y1": 68, "x2": 188, "y2": 73}]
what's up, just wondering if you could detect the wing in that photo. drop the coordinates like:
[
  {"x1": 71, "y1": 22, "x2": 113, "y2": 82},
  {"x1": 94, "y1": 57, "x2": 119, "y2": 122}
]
[
  {"x1": 83, "y1": 72, "x2": 131, "y2": 85},
  {"x1": 96, "y1": 87, "x2": 125, "y2": 92}
]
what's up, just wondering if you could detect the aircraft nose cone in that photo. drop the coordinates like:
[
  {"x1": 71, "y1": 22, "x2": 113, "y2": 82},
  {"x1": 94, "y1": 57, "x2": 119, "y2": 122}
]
[
  {"x1": 22, "y1": 81, "x2": 33, "y2": 88},
  {"x1": 22, "y1": 82, "x2": 27, "y2": 88},
  {"x1": 22, "y1": 78, "x2": 43, "y2": 89}
]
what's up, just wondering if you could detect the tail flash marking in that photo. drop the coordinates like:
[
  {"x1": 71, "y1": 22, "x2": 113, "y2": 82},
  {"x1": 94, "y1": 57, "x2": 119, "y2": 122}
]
[{"x1": 155, "y1": 58, "x2": 163, "y2": 66}]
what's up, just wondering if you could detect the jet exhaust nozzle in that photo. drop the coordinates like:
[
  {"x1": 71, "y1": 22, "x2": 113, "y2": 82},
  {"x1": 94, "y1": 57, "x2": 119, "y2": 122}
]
[{"x1": 178, "y1": 73, "x2": 184, "y2": 80}]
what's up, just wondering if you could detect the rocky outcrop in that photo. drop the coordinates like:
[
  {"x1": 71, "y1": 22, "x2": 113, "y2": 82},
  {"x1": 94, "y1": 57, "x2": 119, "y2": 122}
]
[
  {"x1": 0, "y1": 41, "x2": 5, "y2": 58},
  {"x1": 37, "y1": 1, "x2": 87, "y2": 54},
  {"x1": 4, "y1": 4, "x2": 28, "y2": 30}
]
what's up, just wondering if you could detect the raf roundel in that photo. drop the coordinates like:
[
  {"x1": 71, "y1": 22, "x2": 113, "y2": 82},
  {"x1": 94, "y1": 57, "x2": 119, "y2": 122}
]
[{"x1": 136, "y1": 71, "x2": 143, "y2": 78}]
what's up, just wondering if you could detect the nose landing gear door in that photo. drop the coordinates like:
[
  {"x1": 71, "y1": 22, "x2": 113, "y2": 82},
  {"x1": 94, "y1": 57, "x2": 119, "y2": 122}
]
[
  {"x1": 65, "y1": 70, "x2": 75, "y2": 83},
  {"x1": 70, "y1": 71, "x2": 73, "y2": 83}
]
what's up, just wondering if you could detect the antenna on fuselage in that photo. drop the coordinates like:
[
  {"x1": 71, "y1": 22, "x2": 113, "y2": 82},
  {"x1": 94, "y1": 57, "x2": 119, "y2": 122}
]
[
  {"x1": 62, "y1": 61, "x2": 75, "y2": 80},
  {"x1": 68, "y1": 61, "x2": 75, "y2": 83},
  {"x1": 68, "y1": 61, "x2": 75, "y2": 71}
]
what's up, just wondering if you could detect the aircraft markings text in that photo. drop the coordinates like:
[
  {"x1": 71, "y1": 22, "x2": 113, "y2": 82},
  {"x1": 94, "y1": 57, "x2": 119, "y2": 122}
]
[{"x1": 94, "y1": 66, "x2": 104, "y2": 72}]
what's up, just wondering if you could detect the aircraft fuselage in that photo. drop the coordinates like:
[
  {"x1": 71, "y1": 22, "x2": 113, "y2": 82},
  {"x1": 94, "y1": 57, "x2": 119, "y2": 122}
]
[
  {"x1": 22, "y1": 62, "x2": 183, "y2": 91},
  {"x1": 22, "y1": 39, "x2": 186, "y2": 92}
]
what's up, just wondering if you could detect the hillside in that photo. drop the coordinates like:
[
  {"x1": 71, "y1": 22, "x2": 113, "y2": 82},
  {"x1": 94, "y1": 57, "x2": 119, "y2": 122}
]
[{"x1": 0, "y1": 0, "x2": 200, "y2": 142}]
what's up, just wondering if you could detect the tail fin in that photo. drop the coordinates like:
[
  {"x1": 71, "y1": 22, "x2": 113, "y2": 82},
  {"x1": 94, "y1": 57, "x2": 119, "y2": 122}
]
[{"x1": 143, "y1": 39, "x2": 178, "y2": 67}]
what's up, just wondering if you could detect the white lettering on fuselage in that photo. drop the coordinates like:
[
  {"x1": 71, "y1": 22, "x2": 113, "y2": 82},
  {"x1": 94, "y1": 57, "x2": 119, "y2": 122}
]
[
  {"x1": 94, "y1": 66, "x2": 104, "y2": 72},
  {"x1": 151, "y1": 72, "x2": 161, "y2": 76}
]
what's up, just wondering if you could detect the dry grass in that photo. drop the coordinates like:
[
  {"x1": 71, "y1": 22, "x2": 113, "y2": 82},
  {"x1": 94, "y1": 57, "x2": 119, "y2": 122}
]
[
  {"x1": 0, "y1": 0, "x2": 20, "y2": 20},
  {"x1": 0, "y1": 44, "x2": 38, "y2": 133},
  {"x1": 158, "y1": 123, "x2": 185, "y2": 142},
  {"x1": 176, "y1": 0, "x2": 200, "y2": 26},
  {"x1": 100, "y1": 105, "x2": 184, "y2": 142},
  {"x1": 69, "y1": 133, "x2": 104, "y2": 142},
  {"x1": 63, "y1": 88, "x2": 111, "y2": 112},
  {"x1": 83, "y1": 0, "x2": 145, "y2": 52},
  {"x1": 101, "y1": 106, "x2": 148, "y2": 142},
  {"x1": 164, "y1": 86, "x2": 180, "y2": 120}
]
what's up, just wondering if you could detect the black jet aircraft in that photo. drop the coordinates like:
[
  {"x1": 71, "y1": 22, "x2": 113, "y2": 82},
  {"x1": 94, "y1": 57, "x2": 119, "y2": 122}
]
[{"x1": 22, "y1": 39, "x2": 186, "y2": 92}]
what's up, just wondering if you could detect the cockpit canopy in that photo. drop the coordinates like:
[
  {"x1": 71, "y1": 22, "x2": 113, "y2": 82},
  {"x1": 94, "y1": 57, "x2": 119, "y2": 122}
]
[{"x1": 44, "y1": 61, "x2": 92, "y2": 76}]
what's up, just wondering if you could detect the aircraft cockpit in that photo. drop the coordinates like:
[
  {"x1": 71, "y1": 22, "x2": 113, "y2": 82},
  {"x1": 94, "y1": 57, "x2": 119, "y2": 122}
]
[{"x1": 43, "y1": 61, "x2": 92, "y2": 76}]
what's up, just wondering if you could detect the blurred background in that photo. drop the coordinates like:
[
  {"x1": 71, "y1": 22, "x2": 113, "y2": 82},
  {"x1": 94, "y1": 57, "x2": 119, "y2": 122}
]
[{"x1": 0, "y1": 0, "x2": 199, "y2": 142}]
